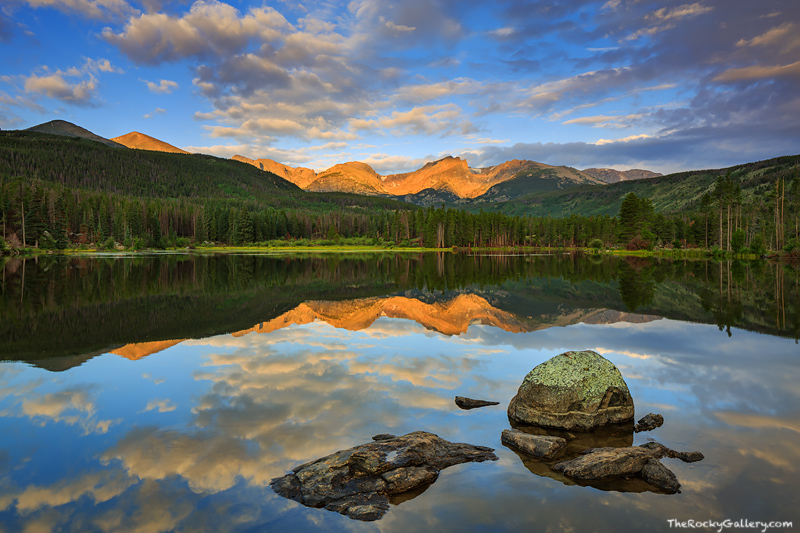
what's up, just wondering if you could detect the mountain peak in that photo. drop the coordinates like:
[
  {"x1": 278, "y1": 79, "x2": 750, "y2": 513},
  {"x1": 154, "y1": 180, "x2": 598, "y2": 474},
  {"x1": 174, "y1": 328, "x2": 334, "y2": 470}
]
[
  {"x1": 112, "y1": 131, "x2": 188, "y2": 154},
  {"x1": 26, "y1": 120, "x2": 125, "y2": 149},
  {"x1": 233, "y1": 155, "x2": 318, "y2": 188}
]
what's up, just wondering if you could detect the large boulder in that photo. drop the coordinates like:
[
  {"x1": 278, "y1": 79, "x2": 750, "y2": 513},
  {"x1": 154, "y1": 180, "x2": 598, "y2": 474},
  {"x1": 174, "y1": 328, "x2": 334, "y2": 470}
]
[
  {"x1": 270, "y1": 431, "x2": 497, "y2": 521},
  {"x1": 507, "y1": 350, "x2": 634, "y2": 431}
]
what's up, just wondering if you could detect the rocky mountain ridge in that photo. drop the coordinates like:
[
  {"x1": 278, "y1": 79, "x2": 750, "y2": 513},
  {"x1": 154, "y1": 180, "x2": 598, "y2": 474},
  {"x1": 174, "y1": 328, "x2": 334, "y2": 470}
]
[
  {"x1": 16, "y1": 120, "x2": 661, "y2": 202},
  {"x1": 581, "y1": 168, "x2": 662, "y2": 183},
  {"x1": 26, "y1": 120, "x2": 126, "y2": 149},
  {"x1": 112, "y1": 131, "x2": 189, "y2": 154},
  {"x1": 233, "y1": 154, "x2": 612, "y2": 200}
]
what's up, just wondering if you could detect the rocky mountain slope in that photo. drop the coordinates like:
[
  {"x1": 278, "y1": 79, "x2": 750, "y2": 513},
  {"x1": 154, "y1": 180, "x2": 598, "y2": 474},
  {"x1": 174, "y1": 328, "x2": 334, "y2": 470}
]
[
  {"x1": 26, "y1": 120, "x2": 125, "y2": 149},
  {"x1": 22, "y1": 122, "x2": 658, "y2": 204},
  {"x1": 308, "y1": 161, "x2": 389, "y2": 195},
  {"x1": 112, "y1": 131, "x2": 189, "y2": 154},
  {"x1": 232, "y1": 155, "x2": 317, "y2": 188},
  {"x1": 581, "y1": 168, "x2": 662, "y2": 183},
  {"x1": 234, "y1": 154, "x2": 607, "y2": 200}
]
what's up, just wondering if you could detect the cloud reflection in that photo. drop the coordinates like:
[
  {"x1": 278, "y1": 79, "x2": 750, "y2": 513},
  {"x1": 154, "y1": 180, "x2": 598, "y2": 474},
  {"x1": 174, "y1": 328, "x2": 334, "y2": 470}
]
[{"x1": 0, "y1": 304, "x2": 798, "y2": 530}]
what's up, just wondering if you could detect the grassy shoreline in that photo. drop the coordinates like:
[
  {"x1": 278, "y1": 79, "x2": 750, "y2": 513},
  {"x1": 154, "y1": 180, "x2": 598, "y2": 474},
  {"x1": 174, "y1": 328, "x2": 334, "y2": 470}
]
[{"x1": 0, "y1": 243, "x2": 776, "y2": 261}]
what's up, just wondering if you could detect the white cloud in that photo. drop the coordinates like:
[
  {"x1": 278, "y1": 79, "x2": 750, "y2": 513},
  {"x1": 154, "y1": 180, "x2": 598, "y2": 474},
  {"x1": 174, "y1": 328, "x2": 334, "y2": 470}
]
[
  {"x1": 736, "y1": 22, "x2": 800, "y2": 54},
  {"x1": 358, "y1": 153, "x2": 431, "y2": 174},
  {"x1": 102, "y1": 1, "x2": 291, "y2": 64},
  {"x1": 143, "y1": 106, "x2": 166, "y2": 118},
  {"x1": 390, "y1": 78, "x2": 483, "y2": 104},
  {"x1": 142, "y1": 78, "x2": 178, "y2": 93},
  {"x1": 24, "y1": 72, "x2": 98, "y2": 105},
  {"x1": 714, "y1": 61, "x2": 800, "y2": 83},
  {"x1": 625, "y1": 3, "x2": 714, "y2": 42},
  {"x1": 563, "y1": 113, "x2": 644, "y2": 128},
  {"x1": 487, "y1": 26, "x2": 515, "y2": 39},
  {"x1": 349, "y1": 104, "x2": 474, "y2": 136},
  {"x1": 648, "y1": 3, "x2": 714, "y2": 22},
  {"x1": 381, "y1": 18, "x2": 415, "y2": 33},
  {"x1": 594, "y1": 134, "x2": 651, "y2": 145},
  {"x1": 13, "y1": 58, "x2": 122, "y2": 106},
  {"x1": 24, "y1": 0, "x2": 135, "y2": 20}
]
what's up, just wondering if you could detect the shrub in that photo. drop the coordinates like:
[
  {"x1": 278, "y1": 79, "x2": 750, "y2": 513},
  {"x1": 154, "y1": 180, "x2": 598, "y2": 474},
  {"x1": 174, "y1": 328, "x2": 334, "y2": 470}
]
[
  {"x1": 626, "y1": 237, "x2": 649, "y2": 251},
  {"x1": 731, "y1": 229, "x2": 746, "y2": 253},
  {"x1": 39, "y1": 231, "x2": 58, "y2": 250},
  {"x1": 750, "y1": 234, "x2": 766, "y2": 256},
  {"x1": 588, "y1": 238, "x2": 604, "y2": 251}
]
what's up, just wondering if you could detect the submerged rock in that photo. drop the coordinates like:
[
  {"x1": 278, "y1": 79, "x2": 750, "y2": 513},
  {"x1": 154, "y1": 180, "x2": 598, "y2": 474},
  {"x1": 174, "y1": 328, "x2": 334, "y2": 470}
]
[
  {"x1": 508, "y1": 350, "x2": 635, "y2": 431},
  {"x1": 634, "y1": 413, "x2": 664, "y2": 433},
  {"x1": 455, "y1": 396, "x2": 500, "y2": 409},
  {"x1": 270, "y1": 431, "x2": 497, "y2": 521},
  {"x1": 501, "y1": 429, "x2": 567, "y2": 459},
  {"x1": 552, "y1": 442, "x2": 704, "y2": 493}
]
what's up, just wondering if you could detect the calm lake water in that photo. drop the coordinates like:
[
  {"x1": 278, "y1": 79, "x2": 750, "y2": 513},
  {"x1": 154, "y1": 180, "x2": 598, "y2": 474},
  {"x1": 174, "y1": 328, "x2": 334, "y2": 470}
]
[{"x1": 0, "y1": 252, "x2": 798, "y2": 532}]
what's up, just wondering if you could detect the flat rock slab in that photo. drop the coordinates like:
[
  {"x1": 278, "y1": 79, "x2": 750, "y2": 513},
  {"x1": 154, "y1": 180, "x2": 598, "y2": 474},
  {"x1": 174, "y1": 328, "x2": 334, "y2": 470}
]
[
  {"x1": 634, "y1": 413, "x2": 664, "y2": 433},
  {"x1": 455, "y1": 396, "x2": 500, "y2": 409},
  {"x1": 508, "y1": 350, "x2": 635, "y2": 431},
  {"x1": 552, "y1": 442, "x2": 704, "y2": 493},
  {"x1": 501, "y1": 429, "x2": 567, "y2": 459},
  {"x1": 270, "y1": 431, "x2": 497, "y2": 521}
]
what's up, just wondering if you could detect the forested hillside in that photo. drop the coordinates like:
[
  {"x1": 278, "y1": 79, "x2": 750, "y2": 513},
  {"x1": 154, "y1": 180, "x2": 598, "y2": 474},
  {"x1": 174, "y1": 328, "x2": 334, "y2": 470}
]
[
  {"x1": 1, "y1": 131, "x2": 798, "y2": 253},
  {"x1": 0, "y1": 132, "x2": 535, "y2": 249},
  {"x1": 490, "y1": 155, "x2": 800, "y2": 218}
]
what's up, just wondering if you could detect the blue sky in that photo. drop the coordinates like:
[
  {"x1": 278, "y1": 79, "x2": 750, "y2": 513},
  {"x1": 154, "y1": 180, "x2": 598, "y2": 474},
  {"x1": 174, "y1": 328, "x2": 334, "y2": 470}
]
[{"x1": 1, "y1": 0, "x2": 799, "y2": 174}]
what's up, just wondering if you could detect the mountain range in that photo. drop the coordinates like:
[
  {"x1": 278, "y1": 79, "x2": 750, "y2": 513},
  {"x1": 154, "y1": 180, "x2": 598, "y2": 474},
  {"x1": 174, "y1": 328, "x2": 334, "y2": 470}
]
[{"x1": 23, "y1": 120, "x2": 661, "y2": 203}]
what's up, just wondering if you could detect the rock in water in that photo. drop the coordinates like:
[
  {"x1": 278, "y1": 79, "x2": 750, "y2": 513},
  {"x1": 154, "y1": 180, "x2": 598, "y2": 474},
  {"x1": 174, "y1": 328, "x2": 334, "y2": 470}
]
[
  {"x1": 634, "y1": 413, "x2": 664, "y2": 433},
  {"x1": 552, "y1": 442, "x2": 703, "y2": 493},
  {"x1": 500, "y1": 429, "x2": 567, "y2": 459},
  {"x1": 507, "y1": 350, "x2": 634, "y2": 431},
  {"x1": 455, "y1": 396, "x2": 500, "y2": 409},
  {"x1": 270, "y1": 431, "x2": 497, "y2": 521}
]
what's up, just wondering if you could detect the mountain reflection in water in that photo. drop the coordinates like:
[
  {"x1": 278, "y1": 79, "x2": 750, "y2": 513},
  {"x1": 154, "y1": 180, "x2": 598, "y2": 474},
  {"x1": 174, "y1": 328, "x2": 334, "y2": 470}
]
[{"x1": 0, "y1": 252, "x2": 797, "y2": 531}]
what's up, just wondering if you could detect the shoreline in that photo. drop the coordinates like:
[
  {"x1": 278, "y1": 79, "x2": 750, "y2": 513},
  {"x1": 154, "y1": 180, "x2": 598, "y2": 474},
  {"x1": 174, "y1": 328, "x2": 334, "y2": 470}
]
[{"x1": 0, "y1": 244, "x2": 776, "y2": 261}]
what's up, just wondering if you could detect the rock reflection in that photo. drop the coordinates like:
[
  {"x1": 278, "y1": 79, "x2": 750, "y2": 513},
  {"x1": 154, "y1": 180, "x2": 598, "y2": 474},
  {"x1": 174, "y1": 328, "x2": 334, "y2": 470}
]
[{"x1": 501, "y1": 422, "x2": 680, "y2": 493}]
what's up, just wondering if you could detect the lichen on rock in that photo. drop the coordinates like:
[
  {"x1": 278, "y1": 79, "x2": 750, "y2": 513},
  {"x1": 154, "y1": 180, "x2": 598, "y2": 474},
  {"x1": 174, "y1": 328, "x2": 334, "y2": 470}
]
[
  {"x1": 508, "y1": 350, "x2": 635, "y2": 431},
  {"x1": 270, "y1": 431, "x2": 497, "y2": 521}
]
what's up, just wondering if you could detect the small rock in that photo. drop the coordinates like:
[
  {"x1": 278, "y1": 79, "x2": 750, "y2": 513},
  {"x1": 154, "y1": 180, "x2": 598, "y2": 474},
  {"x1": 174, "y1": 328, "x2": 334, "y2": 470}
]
[
  {"x1": 641, "y1": 458, "x2": 681, "y2": 493},
  {"x1": 501, "y1": 429, "x2": 567, "y2": 459},
  {"x1": 639, "y1": 442, "x2": 704, "y2": 463},
  {"x1": 455, "y1": 396, "x2": 500, "y2": 409},
  {"x1": 552, "y1": 441, "x2": 704, "y2": 493},
  {"x1": 634, "y1": 413, "x2": 664, "y2": 433},
  {"x1": 270, "y1": 431, "x2": 497, "y2": 521}
]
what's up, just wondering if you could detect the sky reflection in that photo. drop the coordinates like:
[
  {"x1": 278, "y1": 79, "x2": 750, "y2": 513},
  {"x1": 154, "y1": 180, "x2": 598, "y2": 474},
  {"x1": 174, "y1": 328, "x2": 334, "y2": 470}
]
[{"x1": 0, "y1": 307, "x2": 798, "y2": 531}]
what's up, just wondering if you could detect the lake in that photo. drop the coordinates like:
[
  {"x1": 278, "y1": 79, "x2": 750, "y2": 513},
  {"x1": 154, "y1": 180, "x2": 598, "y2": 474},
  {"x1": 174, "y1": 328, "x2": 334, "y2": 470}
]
[{"x1": 0, "y1": 252, "x2": 798, "y2": 532}]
